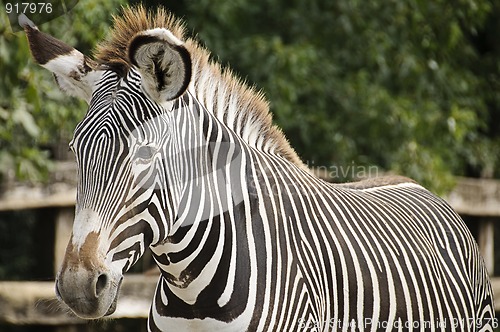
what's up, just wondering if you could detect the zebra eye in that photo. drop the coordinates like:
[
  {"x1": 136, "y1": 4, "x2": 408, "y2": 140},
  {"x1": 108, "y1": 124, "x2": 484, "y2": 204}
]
[{"x1": 135, "y1": 145, "x2": 156, "y2": 160}]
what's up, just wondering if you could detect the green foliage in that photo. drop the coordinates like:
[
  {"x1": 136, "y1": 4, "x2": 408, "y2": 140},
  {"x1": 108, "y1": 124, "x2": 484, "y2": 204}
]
[
  {"x1": 164, "y1": 0, "x2": 500, "y2": 194},
  {"x1": 3, "y1": 0, "x2": 500, "y2": 195},
  {"x1": 0, "y1": 0, "x2": 126, "y2": 183}
]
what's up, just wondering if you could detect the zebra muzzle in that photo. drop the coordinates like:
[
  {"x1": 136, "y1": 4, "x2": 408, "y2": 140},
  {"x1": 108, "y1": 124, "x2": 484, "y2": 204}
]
[
  {"x1": 55, "y1": 268, "x2": 123, "y2": 319},
  {"x1": 104, "y1": 276, "x2": 123, "y2": 316}
]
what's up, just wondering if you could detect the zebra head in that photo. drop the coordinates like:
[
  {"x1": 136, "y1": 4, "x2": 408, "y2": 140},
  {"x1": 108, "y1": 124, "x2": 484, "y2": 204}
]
[{"x1": 22, "y1": 15, "x2": 191, "y2": 318}]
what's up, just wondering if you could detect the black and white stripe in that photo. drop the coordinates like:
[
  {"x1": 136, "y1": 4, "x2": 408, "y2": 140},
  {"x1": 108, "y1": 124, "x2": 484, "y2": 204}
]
[
  {"x1": 70, "y1": 64, "x2": 495, "y2": 331},
  {"x1": 25, "y1": 8, "x2": 494, "y2": 330},
  {"x1": 91, "y1": 72, "x2": 492, "y2": 331}
]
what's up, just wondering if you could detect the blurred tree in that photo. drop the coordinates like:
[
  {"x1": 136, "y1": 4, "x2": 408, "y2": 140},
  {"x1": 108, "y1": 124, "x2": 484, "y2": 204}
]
[
  {"x1": 0, "y1": 0, "x2": 126, "y2": 183},
  {"x1": 141, "y1": 0, "x2": 499, "y2": 194},
  {"x1": 2, "y1": 0, "x2": 500, "y2": 194}
]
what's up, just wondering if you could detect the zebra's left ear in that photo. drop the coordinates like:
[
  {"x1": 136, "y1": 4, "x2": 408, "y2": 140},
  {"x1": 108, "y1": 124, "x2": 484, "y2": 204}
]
[
  {"x1": 20, "y1": 14, "x2": 100, "y2": 103},
  {"x1": 128, "y1": 28, "x2": 192, "y2": 102}
]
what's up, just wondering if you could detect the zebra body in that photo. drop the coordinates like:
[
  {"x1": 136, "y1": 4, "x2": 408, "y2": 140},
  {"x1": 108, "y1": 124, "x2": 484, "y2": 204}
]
[{"x1": 22, "y1": 6, "x2": 494, "y2": 332}]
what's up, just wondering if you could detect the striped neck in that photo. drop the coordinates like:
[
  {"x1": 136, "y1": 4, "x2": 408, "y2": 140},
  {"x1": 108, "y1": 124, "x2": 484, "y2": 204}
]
[
  {"x1": 180, "y1": 40, "x2": 305, "y2": 169},
  {"x1": 149, "y1": 91, "x2": 258, "y2": 326},
  {"x1": 164, "y1": 91, "x2": 253, "y2": 233}
]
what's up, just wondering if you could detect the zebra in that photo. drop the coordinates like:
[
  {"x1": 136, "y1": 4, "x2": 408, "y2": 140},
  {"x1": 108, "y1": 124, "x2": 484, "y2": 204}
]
[{"x1": 21, "y1": 5, "x2": 495, "y2": 331}]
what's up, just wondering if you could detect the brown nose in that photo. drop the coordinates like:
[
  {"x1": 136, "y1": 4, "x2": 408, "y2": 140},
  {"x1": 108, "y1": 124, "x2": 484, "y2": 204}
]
[{"x1": 56, "y1": 232, "x2": 121, "y2": 318}]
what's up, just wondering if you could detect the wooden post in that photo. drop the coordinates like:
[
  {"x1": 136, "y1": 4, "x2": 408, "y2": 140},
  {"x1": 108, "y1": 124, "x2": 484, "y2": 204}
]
[
  {"x1": 54, "y1": 207, "x2": 74, "y2": 275},
  {"x1": 478, "y1": 219, "x2": 495, "y2": 276}
]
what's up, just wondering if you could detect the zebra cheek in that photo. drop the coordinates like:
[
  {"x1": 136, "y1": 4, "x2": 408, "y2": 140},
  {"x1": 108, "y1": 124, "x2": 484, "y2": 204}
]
[{"x1": 108, "y1": 216, "x2": 156, "y2": 271}]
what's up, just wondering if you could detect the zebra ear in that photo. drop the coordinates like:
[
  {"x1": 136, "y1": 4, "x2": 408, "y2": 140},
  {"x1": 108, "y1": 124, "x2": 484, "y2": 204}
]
[
  {"x1": 128, "y1": 28, "x2": 192, "y2": 102},
  {"x1": 20, "y1": 14, "x2": 100, "y2": 103}
]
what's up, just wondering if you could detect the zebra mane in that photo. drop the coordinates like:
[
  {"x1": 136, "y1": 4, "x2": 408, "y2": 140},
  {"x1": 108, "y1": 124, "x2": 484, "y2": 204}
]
[{"x1": 94, "y1": 5, "x2": 305, "y2": 168}]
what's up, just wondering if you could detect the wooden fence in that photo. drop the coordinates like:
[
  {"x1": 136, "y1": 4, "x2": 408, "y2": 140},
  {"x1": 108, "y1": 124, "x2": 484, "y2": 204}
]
[{"x1": 0, "y1": 162, "x2": 499, "y2": 326}]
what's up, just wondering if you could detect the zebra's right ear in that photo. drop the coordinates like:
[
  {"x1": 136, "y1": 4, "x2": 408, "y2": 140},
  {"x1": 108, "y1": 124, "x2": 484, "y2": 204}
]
[
  {"x1": 128, "y1": 28, "x2": 192, "y2": 103},
  {"x1": 20, "y1": 15, "x2": 101, "y2": 103}
]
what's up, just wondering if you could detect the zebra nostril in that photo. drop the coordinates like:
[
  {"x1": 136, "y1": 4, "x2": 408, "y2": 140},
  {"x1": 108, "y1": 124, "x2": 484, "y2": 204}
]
[{"x1": 95, "y1": 273, "x2": 109, "y2": 297}]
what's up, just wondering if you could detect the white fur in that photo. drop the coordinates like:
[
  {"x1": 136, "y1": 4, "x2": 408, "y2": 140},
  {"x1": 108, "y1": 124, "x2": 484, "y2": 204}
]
[
  {"x1": 139, "y1": 28, "x2": 184, "y2": 46},
  {"x1": 361, "y1": 182, "x2": 423, "y2": 192},
  {"x1": 18, "y1": 13, "x2": 37, "y2": 29},
  {"x1": 71, "y1": 209, "x2": 101, "y2": 251},
  {"x1": 43, "y1": 50, "x2": 84, "y2": 76},
  {"x1": 43, "y1": 50, "x2": 102, "y2": 103}
]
